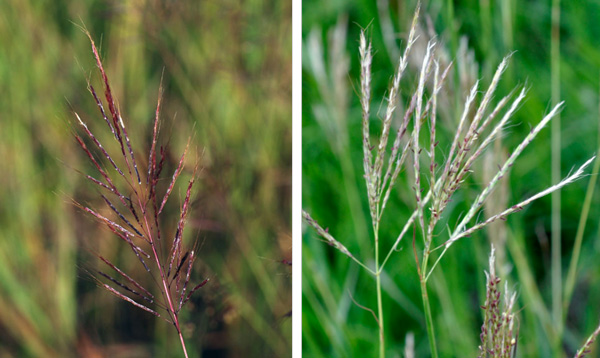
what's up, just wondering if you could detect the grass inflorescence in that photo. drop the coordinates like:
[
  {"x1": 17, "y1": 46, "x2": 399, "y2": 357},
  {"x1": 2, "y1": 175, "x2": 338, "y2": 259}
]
[
  {"x1": 478, "y1": 246, "x2": 518, "y2": 358},
  {"x1": 73, "y1": 31, "x2": 207, "y2": 358},
  {"x1": 303, "y1": 3, "x2": 596, "y2": 357}
]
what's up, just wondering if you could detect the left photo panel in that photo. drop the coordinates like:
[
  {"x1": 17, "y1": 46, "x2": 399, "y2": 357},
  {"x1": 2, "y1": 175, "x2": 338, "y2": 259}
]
[{"x1": 0, "y1": 1, "x2": 291, "y2": 357}]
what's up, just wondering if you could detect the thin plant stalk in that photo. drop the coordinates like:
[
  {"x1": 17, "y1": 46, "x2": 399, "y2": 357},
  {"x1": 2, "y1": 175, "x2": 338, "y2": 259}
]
[
  {"x1": 551, "y1": 0, "x2": 563, "y2": 355},
  {"x1": 479, "y1": 0, "x2": 493, "y2": 78},
  {"x1": 564, "y1": 76, "x2": 600, "y2": 315},
  {"x1": 506, "y1": 229, "x2": 556, "y2": 342},
  {"x1": 420, "y1": 249, "x2": 438, "y2": 358},
  {"x1": 500, "y1": 0, "x2": 514, "y2": 84},
  {"x1": 375, "y1": 231, "x2": 385, "y2": 358}
]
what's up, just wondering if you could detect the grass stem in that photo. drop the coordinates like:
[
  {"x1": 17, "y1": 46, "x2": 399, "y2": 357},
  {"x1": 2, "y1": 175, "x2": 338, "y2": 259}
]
[
  {"x1": 178, "y1": 330, "x2": 189, "y2": 358},
  {"x1": 376, "y1": 271, "x2": 385, "y2": 358},
  {"x1": 421, "y1": 276, "x2": 438, "y2": 358},
  {"x1": 563, "y1": 75, "x2": 600, "y2": 315},
  {"x1": 421, "y1": 246, "x2": 438, "y2": 358},
  {"x1": 375, "y1": 231, "x2": 385, "y2": 358},
  {"x1": 551, "y1": 0, "x2": 563, "y2": 355}
]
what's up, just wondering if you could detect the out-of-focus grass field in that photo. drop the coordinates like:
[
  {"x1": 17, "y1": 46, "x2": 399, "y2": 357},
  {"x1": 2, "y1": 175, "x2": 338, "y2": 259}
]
[
  {"x1": 0, "y1": 0, "x2": 291, "y2": 357},
  {"x1": 303, "y1": 0, "x2": 600, "y2": 356}
]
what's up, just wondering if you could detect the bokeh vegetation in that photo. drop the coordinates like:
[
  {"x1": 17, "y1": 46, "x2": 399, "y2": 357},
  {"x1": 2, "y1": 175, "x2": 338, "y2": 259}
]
[
  {"x1": 303, "y1": 0, "x2": 600, "y2": 356},
  {"x1": 0, "y1": 0, "x2": 291, "y2": 357}
]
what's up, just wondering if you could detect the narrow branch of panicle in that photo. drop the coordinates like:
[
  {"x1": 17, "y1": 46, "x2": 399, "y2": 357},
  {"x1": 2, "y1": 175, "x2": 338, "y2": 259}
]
[
  {"x1": 575, "y1": 322, "x2": 600, "y2": 358},
  {"x1": 120, "y1": 113, "x2": 142, "y2": 185},
  {"x1": 85, "y1": 32, "x2": 125, "y2": 154},
  {"x1": 413, "y1": 41, "x2": 435, "y2": 227},
  {"x1": 452, "y1": 102, "x2": 565, "y2": 239},
  {"x1": 437, "y1": 80, "x2": 479, "y2": 202},
  {"x1": 75, "y1": 112, "x2": 124, "y2": 177},
  {"x1": 372, "y1": 3, "x2": 419, "y2": 202},
  {"x1": 101, "y1": 194, "x2": 145, "y2": 238},
  {"x1": 84, "y1": 29, "x2": 144, "y2": 188},
  {"x1": 302, "y1": 210, "x2": 355, "y2": 259},
  {"x1": 88, "y1": 84, "x2": 117, "y2": 139},
  {"x1": 367, "y1": 3, "x2": 421, "y2": 229},
  {"x1": 98, "y1": 255, "x2": 154, "y2": 300},
  {"x1": 148, "y1": 77, "x2": 163, "y2": 185},
  {"x1": 160, "y1": 138, "x2": 190, "y2": 214},
  {"x1": 169, "y1": 166, "x2": 196, "y2": 276},
  {"x1": 441, "y1": 57, "x2": 511, "y2": 201},
  {"x1": 448, "y1": 157, "x2": 594, "y2": 248},
  {"x1": 359, "y1": 29, "x2": 373, "y2": 191},
  {"x1": 100, "y1": 282, "x2": 160, "y2": 317}
]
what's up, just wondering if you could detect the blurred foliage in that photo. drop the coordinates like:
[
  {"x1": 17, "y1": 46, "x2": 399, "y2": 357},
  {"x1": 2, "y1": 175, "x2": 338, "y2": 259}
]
[
  {"x1": 303, "y1": 0, "x2": 600, "y2": 357},
  {"x1": 0, "y1": 0, "x2": 291, "y2": 357}
]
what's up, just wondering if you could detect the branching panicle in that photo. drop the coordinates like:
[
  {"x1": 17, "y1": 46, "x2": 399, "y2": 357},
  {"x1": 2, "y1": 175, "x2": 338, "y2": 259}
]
[
  {"x1": 74, "y1": 32, "x2": 208, "y2": 358},
  {"x1": 302, "y1": 4, "x2": 594, "y2": 358},
  {"x1": 478, "y1": 246, "x2": 518, "y2": 358}
]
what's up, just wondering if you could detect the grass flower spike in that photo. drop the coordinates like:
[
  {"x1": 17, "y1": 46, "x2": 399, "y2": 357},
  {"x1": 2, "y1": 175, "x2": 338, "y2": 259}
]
[
  {"x1": 478, "y1": 246, "x2": 518, "y2": 358},
  {"x1": 73, "y1": 31, "x2": 207, "y2": 358},
  {"x1": 302, "y1": 3, "x2": 594, "y2": 357}
]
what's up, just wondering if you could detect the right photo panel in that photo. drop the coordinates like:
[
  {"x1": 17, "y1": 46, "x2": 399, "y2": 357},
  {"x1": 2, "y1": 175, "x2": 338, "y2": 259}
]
[{"x1": 302, "y1": 1, "x2": 600, "y2": 356}]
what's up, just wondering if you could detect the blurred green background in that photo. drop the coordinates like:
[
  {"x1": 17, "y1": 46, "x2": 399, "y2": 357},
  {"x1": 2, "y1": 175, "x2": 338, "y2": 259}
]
[
  {"x1": 0, "y1": 0, "x2": 291, "y2": 357},
  {"x1": 303, "y1": 0, "x2": 600, "y2": 357}
]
